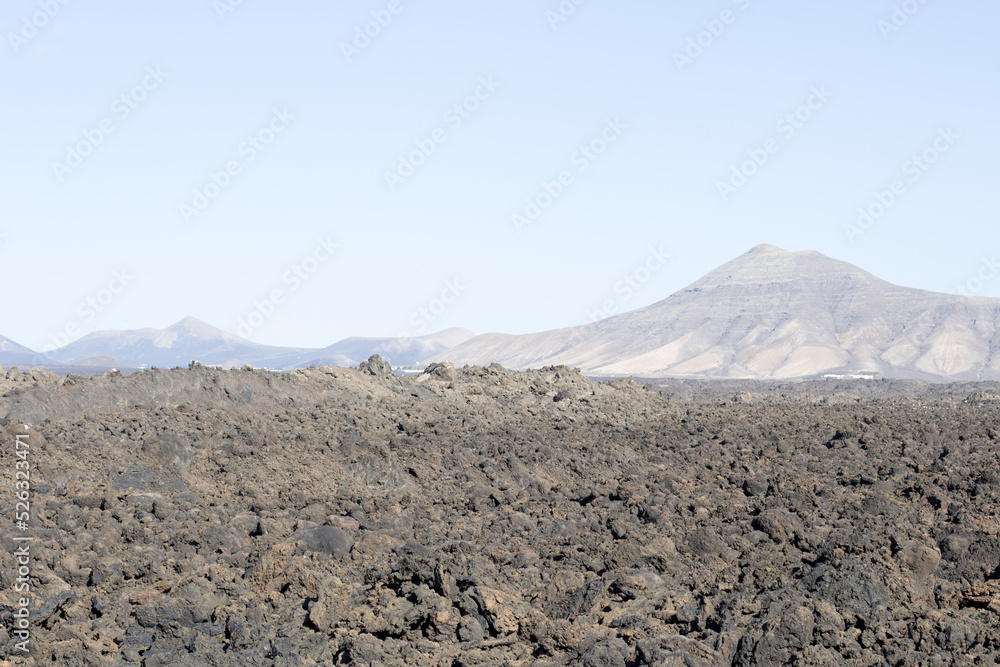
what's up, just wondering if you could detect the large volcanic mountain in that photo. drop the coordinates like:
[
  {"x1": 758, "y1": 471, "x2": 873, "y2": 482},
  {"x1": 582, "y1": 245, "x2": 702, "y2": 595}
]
[{"x1": 430, "y1": 245, "x2": 1000, "y2": 380}]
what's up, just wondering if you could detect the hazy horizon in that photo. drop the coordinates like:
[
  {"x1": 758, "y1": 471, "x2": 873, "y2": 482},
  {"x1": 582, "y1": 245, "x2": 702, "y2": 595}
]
[
  {"x1": 3, "y1": 0, "x2": 997, "y2": 350},
  {"x1": 5, "y1": 242, "x2": 998, "y2": 356}
]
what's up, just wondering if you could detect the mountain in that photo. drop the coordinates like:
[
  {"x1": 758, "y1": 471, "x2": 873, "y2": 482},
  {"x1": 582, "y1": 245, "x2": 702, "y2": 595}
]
[
  {"x1": 0, "y1": 335, "x2": 59, "y2": 368},
  {"x1": 429, "y1": 245, "x2": 1000, "y2": 381},
  {"x1": 290, "y1": 328, "x2": 476, "y2": 368},
  {"x1": 70, "y1": 355, "x2": 128, "y2": 369},
  {"x1": 48, "y1": 317, "x2": 316, "y2": 369},
  {"x1": 44, "y1": 318, "x2": 475, "y2": 371}
]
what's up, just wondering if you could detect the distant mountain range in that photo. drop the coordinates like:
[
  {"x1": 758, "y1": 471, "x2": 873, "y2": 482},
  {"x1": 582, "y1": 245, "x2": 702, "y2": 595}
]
[
  {"x1": 6, "y1": 245, "x2": 1000, "y2": 380},
  {"x1": 429, "y1": 245, "x2": 1000, "y2": 381},
  {"x1": 45, "y1": 317, "x2": 311, "y2": 369},
  {"x1": 0, "y1": 335, "x2": 59, "y2": 368},
  {"x1": 293, "y1": 328, "x2": 475, "y2": 369},
  {"x1": 1, "y1": 317, "x2": 474, "y2": 372}
]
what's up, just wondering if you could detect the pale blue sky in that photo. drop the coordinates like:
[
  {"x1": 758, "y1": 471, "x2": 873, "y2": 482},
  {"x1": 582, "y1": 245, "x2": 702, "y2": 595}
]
[{"x1": 2, "y1": 0, "x2": 997, "y2": 350}]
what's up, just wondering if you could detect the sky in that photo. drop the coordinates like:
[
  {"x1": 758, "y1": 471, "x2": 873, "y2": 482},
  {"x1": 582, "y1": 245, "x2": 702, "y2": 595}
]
[{"x1": 2, "y1": 0, "x2": 998, "y2": 351}]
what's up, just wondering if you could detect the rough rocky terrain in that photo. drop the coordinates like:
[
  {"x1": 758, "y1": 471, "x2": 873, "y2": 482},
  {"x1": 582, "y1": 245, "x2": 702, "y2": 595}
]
[{"x1": 1, "y1": 359, "x2": 999, "y2": 665}]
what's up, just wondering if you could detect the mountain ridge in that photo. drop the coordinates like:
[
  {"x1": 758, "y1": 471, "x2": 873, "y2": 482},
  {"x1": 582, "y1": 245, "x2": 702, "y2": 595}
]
[
  {"x1": 0, "y1": 334, "x2": 59, "y2": 367},
  {"x1": 429, "y1": 245, "x2": 1000, "y2": 381},
  {"x1": 46, "y1": 317, "x2": 311, "y2": 369},
  {"x1": 9, "y1": 318, "x2": 475, "y2": 371},
  {"x1": 5, "y1": 246, "x2": 999, "y2": 380}
]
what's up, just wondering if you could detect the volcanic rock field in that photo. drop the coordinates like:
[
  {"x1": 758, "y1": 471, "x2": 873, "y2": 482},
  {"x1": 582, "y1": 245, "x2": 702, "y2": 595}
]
[{"x1": 1, "y1": 360, "x2": 1000, "y2": 665}]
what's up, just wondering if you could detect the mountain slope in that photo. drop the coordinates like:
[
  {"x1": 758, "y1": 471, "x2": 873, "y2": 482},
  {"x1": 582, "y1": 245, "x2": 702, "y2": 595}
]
[
  {"x1": 430, "y1": 245, "x2": 1000, "y2": 380},
  {"x1": 0, "y1": 335, "x2": 60, "y2": 368},
  {"x1": 290, "y1": 328, "x2": 476, "y2": 368},
  {"x1": 46, "y1": 318, "x2": 475, "y2": 371},
  {"x1": 48, "y1": 317, "x2": 316, "y2": 369}
]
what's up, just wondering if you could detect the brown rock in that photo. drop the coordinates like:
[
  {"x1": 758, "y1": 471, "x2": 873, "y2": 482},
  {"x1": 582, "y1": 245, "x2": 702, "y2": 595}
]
[
  {"x1": 899, "y1": 541, "x2": 941, "y2": 579},
  {"x1": 813, "y1": 599, "x2": 845, "y2": 634},
  {"x1": 752, "y1": 509, "x2": 802, "y2": 543},
  {"x1": 123, "y1": 587, "x2": 163, "y2": 606}
]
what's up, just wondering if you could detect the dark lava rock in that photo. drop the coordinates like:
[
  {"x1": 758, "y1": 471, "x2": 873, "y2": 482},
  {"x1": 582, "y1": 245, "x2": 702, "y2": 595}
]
[
  {"x1": 115, "y1": 465, "x2": 155, "y2": 490},
  {"x1": 2, "y1": 365, "x2": 999, "y2": 664},
  {"x1": 579, "y1": 637, "x2": 630, "y2": 667},
  {"x1": 752, "y1": 508, "x2": 802, "y2": 543},
  {"x1": 288, "y1": 525, "x2": 353, "y2": 559},
  {"x1": 420, "y1": 361, "x2": 456, "y2": 382},
  {"x1": 141, "y1": 433, "x2": 192, "y2": 469},
  {"x1": 358, "y1": 354, "x2": 393, "y2": 378}
]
